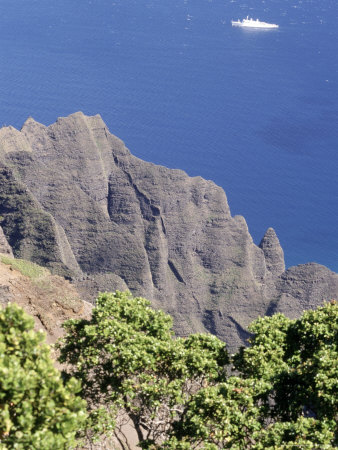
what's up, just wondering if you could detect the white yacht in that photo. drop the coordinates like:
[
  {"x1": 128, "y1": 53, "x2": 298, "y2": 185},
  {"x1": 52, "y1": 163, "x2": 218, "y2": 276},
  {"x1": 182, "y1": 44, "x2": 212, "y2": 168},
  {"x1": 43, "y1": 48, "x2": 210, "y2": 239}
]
[{"x1": 231, "y1": 16, "x2": 279, "y2": 29}]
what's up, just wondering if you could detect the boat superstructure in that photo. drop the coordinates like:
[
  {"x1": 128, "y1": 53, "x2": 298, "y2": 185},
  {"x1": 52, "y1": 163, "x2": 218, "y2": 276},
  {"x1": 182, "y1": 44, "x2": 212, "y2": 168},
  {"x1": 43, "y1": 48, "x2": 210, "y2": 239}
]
[{"x1": 231, "y1": 16, "x2": 279, "y2": 29}]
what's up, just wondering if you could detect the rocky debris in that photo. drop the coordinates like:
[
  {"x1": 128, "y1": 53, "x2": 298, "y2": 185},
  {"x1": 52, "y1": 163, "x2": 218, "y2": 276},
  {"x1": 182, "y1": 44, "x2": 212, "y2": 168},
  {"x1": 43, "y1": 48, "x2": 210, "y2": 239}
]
[
  {"x1": 0, "y1": 256, "x2": 92, "y2": 344},
  {"x1": 0, "y1": 225, "x2": 13, "y2": 256},
  {"x1": 0, "y1": 112, "x2": 336, "y2": 351},
  {"x1": 259, "y1": 227, "x2": 285, "y2": 276}
]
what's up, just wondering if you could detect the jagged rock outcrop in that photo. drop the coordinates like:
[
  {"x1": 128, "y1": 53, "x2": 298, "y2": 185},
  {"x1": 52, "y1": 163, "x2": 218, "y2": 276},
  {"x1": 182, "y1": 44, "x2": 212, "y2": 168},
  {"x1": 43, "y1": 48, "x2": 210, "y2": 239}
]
[
  {"x1": 259, "y1": 227, "x2": 285, "y2": 276},
  {"x1": 0, "y1": 225, "x2": 13, "y2": 256},
  {"x1": 0, "y1": 112, "x2": 336, "y2": 351}
]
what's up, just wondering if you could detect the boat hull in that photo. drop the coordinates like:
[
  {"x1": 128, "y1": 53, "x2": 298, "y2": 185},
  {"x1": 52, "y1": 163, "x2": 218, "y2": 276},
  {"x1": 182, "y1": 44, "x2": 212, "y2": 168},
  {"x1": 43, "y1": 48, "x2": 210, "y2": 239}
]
[{"x1": 231, "y1": 18, "x2": 279, "y2": 29}]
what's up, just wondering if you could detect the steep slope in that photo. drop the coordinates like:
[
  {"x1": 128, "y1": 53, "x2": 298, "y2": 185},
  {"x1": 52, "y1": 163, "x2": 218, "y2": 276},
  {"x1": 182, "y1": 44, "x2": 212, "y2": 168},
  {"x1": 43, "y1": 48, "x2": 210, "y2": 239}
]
[
  {"x1": 0, "y1": 113, "x2": 336, "y2": 351},
  {"x1": 0, "y1": 225, "x2": 13, "y2": 256},
  {"x1": 0, "y1": 252, "x2": 91, "y2": 344},
  {"x1": 268, "y1": 263, "x2": 338, "y2": 317},
  {"x1": 259, "y1": 227, "x2": 285, "y2": 276}
]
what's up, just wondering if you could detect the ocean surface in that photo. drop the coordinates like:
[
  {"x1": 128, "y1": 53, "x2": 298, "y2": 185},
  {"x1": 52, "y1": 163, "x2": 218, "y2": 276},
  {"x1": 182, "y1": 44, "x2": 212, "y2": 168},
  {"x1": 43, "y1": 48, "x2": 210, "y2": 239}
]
[{"x1": 0, "y1": 0, "x2": 337, "y2": 271}]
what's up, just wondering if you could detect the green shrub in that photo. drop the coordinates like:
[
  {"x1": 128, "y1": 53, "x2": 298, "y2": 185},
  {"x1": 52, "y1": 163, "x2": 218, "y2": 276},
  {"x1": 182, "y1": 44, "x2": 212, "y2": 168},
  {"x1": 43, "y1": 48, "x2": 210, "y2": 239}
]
[
  {"x1": 0, "y1": 303, "x2": 87, "y2": 449},
  {"x1": 59, "y1": 293, "x2": 337, "y2": 448},
  {"x1": 58, "y1": 291, "x2": 229, "y2": 446}
]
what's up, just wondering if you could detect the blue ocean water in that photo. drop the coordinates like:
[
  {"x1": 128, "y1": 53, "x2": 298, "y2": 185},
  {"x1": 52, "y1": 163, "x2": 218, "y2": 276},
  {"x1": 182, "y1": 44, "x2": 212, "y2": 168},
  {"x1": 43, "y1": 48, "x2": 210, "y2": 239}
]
[{"x1": 0, "y1": 0, "x2": 337, "y2": 271}]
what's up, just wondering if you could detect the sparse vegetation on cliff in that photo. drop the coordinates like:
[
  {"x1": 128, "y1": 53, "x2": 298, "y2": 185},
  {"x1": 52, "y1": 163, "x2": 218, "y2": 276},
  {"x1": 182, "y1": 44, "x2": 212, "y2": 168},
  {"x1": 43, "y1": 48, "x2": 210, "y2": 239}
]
[{"x1": 0, "y1": 255, "x2": 48, "y2": 280}]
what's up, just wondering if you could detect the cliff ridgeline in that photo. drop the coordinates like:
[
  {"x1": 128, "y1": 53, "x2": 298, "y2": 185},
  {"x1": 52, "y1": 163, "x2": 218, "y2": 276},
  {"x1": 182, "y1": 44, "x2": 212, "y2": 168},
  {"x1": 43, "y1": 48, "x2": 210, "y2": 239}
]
[{"x1": 0, "y1": 112, "x2": 336, "y2": 351}]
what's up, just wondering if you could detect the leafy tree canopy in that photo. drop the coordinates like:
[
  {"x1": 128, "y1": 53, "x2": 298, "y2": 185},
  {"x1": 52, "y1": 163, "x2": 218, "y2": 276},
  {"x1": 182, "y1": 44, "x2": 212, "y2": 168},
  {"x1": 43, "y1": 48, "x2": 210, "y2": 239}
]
[
  {"x1": 58, "y1": 291, "x2": 229, "y2": 446},
  {"x1": 234, "y1": 300, "x2": 338, "y2": 424},
  {"x1": 0, "y1": 303, "x2": 87, "y2": 449},
  {"x1": 170, "y1": 301, "x2": 337, "y2": 449},
  {"x1": 59, "y1": 292, "x2": 337, "y2": 449}
]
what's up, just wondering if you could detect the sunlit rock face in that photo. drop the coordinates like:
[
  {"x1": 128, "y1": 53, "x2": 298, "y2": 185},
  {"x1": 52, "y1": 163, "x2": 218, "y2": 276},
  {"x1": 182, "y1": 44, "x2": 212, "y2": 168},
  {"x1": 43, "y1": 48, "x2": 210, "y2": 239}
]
[
  {"x1": 259, "y1": 227, "x2": 285, "y2": 277},
  {"x1": 0, "y1": 225, "x2": 13, "y2": 257},
  {"x1": 0, "y1": 112, "x2": 336, "y2": 351}
]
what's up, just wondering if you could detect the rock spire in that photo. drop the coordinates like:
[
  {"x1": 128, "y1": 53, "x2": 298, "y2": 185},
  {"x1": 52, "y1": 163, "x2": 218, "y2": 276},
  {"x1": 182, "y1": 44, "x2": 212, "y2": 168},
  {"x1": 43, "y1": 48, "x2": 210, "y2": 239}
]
[{"x1": 259, "y1": 227, "x2": 285, "y2": 276}]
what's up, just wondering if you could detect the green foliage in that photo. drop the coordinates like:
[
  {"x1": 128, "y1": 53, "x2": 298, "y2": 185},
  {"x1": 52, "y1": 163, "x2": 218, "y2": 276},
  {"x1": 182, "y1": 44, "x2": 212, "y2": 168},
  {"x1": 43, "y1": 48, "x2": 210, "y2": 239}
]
[
  {"x1": 0, "y1": 303, "x2": 87, "y2": 449},
  {"x1": 232, "y1": 300, "x2": 338, "y2": 448},
  {"x1": 0, "y1": 255, "x2": 48, "y2": 280},
  {"x1": 163, "y1": 301, "x2": 337, "y2": 449},
  {"x1": 58, "y1": 291, "x2": 229, "y2": 446},
  {"x1": 59, "y1": 293, "x2": 337, "y2": 448},
  {"x1": 258, "y1": 417, "x2": 335, "y2": 449},
  {"x1": 165, "y1": 377, "x2": 269, "y2": 449},
  {"x1": 234, "y1": 301, "x2": 338, "y2": 423}
]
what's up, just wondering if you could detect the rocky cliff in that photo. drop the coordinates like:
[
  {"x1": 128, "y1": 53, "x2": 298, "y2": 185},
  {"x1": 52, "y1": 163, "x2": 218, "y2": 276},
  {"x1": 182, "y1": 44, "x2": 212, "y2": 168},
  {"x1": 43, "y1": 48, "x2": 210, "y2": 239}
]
[
  {"x1": 0, "y1": 112, "x2": 336, "y2": 351},
  {"x1": 0, "y1": 253, "x2": 91, "y2": 344}
]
